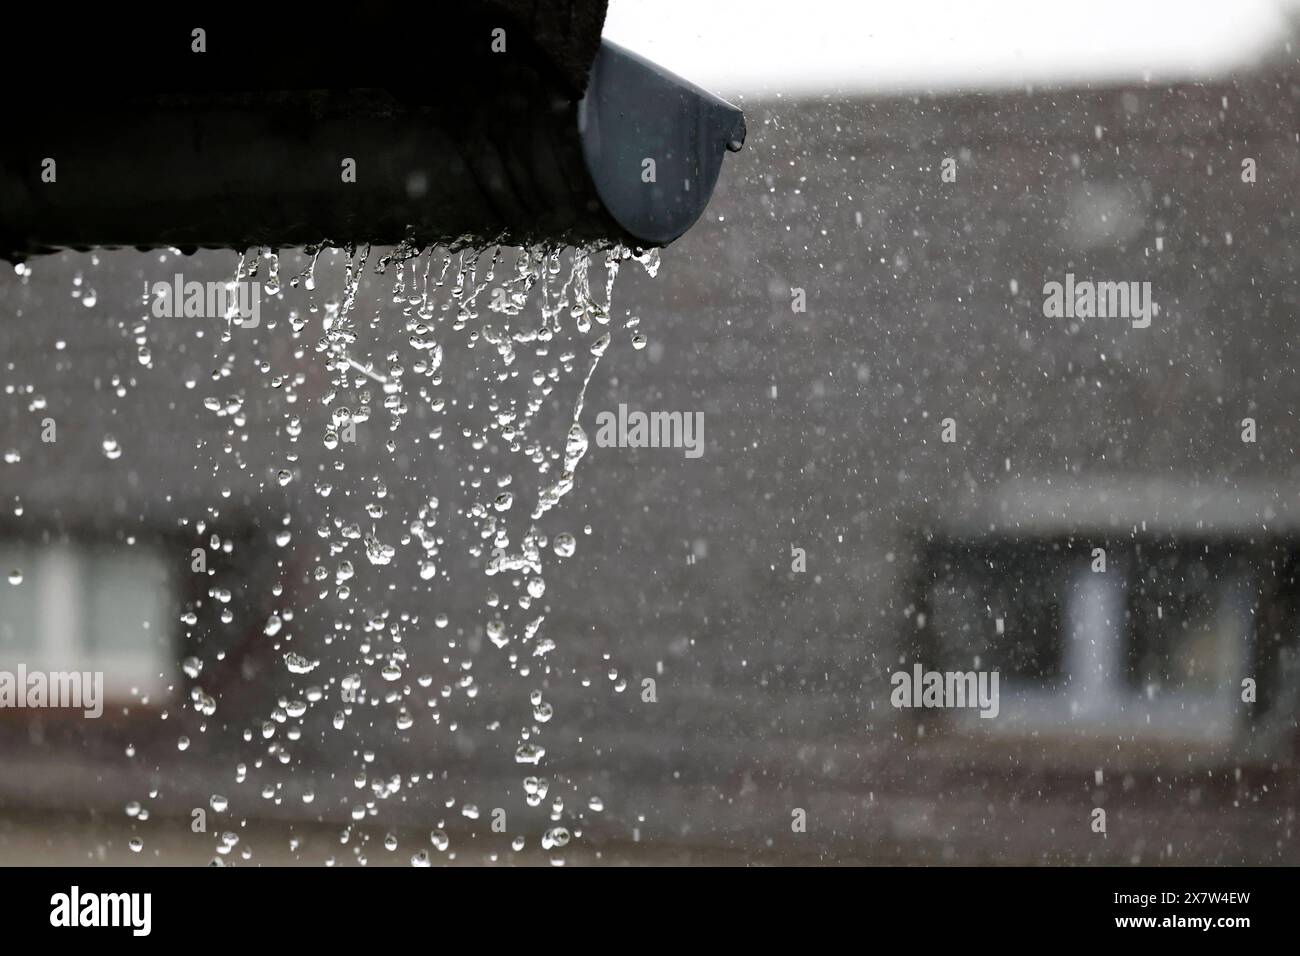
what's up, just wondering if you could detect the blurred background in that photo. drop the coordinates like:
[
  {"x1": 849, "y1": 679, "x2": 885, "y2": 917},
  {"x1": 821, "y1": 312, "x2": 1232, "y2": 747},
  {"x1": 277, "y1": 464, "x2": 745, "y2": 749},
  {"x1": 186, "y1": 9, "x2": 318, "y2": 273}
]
[{"x1": 1, "y1": 0, "x2": 1299, "y2": 864}]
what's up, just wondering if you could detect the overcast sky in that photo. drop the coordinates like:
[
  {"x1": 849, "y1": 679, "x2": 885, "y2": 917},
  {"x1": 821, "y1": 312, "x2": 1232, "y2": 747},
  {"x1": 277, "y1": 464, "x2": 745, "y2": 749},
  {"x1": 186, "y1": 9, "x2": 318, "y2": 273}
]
[{"x1": 603, "y1": 0, "x2": 1297, "y2": 97}]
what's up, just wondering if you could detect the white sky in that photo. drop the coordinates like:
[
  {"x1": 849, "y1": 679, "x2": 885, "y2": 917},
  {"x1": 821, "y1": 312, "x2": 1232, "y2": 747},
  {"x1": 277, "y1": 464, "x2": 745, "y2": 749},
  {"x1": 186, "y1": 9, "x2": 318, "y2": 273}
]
[{"x1": 603, "y1": 0, "x2": 1298, "y2": 97}]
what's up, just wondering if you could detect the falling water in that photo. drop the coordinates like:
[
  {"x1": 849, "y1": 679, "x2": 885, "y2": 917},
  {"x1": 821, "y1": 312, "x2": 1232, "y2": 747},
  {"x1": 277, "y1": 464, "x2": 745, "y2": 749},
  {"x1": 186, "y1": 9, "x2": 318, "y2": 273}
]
[{"x1": 179, "y1": 240, "x2": 656, "y2": 863}]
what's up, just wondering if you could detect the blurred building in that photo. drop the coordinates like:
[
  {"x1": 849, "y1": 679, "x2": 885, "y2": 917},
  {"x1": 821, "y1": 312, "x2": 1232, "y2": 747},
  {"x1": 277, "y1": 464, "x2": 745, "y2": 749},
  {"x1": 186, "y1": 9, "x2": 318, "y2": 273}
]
[{"x1": 1, "y1": 41, "x2": 1298, "y2": 864}]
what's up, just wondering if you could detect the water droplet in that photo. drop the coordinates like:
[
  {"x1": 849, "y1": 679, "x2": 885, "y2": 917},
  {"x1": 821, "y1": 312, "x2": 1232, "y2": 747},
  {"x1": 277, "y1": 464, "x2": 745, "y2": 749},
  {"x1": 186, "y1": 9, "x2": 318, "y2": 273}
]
[
  {"x1": 542, "y1": 826, "x2": 570, "y2": 850},
  {"x1": 284, "y1": 652, "x2": 319, "y2": 675},
  {"x1": 365, "y1": 534, "x2": 396, "y2": 566},
  {"x1": 515, "y1": 742, "x2": 546, "y2": 764}
]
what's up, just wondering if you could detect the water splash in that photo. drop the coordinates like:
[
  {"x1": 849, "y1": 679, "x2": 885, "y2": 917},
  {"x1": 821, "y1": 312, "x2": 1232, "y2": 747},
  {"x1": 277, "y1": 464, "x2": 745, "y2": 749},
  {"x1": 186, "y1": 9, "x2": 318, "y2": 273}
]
[{"x1": 173, "y1": 239, "x2": 655, "y2": 864}]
